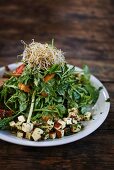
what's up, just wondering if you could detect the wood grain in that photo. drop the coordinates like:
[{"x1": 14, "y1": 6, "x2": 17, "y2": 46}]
[{"x1": 0, "y1": 0, "x2": 114, "y2": 170}]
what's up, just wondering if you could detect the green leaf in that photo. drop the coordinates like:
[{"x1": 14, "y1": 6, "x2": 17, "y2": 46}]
[
  {"x1": 0, "y1": 112, "x2": 21, "y2": 129},
  {"x1": 84, "y1": 85, "x2": 99, "y2": 104},
  {"x1": 56, "y1": 104, "x2": 66, "y2": 117},
  {"x1": 18, "y1": 92, "x2": 28, "y2": 112},
  {"x1": 72, "y1": 91, "x2": 80, "y2": 101},
  {"x1": 81, "y1": 106, "x2": 90, "y2": 114}
]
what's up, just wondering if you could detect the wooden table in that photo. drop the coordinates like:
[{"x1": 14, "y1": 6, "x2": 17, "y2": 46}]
[{"x1": 0, "y1": 0, "x2": 114, "y2": 169}]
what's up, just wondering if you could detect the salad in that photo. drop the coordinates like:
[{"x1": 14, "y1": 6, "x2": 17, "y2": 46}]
[{"x1": 0, "y1": 40, "x2": 100, "y2": 141}]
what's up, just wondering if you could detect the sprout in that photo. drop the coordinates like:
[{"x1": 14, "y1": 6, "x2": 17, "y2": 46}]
[{"x1": 21, "y1": 39, "x2": 65, "y2": 69}]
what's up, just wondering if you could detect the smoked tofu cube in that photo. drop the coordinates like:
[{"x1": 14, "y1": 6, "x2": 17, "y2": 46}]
[
  {"x1": 54, "y1": 122, "x2": 62, "y2": 130},
  {"x1": 22, "y1": 123, "x2": 33, "y2": 132},
  {"x1": 9, "y1": 121, "x2": 16, "y2": 127},
  {"x1": 56, "y1": 129, "x2": 64, "y2": 138},
  {"x1": 18, "y1": 115, "x2": 26, "y2": 123},
  {"x1": 71, "y1": 124, "x2": 82, "y2": 133},
  {"x1": 58, "y1": 119, "x2": 66, "y2": 129},
  {"x1": 49, "y1": 132, "x2": 56, "y2": 139},
  {"x1": 32, "y1": 128, "x2": 42, "y2": 141},
  {"x1": 63, "y1": 118, "x2": 72, "y2": 125},
  {"x1": 25, "y1": 132, "x2": 32, "y2": 140},
  {"x1": 17, "y1": 131, "x2": 23, "y2": 138},
  {"x1": 84, "y1": 112, "x2": 91, "y2": 121}
]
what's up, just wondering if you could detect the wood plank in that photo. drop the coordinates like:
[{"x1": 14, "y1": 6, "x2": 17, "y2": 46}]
[{"x1": 0, "y1": 130, "x2": 114, "y2": 170}]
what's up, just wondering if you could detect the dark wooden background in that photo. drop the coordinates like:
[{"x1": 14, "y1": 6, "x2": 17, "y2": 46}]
[{"x1": 0, "y1": 0, "x2": 114, "y2": 170}]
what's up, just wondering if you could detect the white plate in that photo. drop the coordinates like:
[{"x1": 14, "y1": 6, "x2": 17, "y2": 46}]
[{"x1": 0, "y1": 63, "x2": 110, "y2": 147}]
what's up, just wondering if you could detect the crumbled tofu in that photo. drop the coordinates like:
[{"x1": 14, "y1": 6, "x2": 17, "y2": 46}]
[
  {"x1": 48, "y1": 125, "x2": 54, "y2": 131},
  {"x1": 76, "y1": 115, "x2": 84, "y2": 121},
  {"x1": 17, "y1": 131, "x2": 23, "y2": 138},
  {"x1": 63, "y1": 118, "x2": 72, "y2": 125},
  {"x1": 15, "y1": 122, "x2": 22, "y2": 130},
  {"x1": 54, "y1": 122, "x2": 62, "y2": 130},
  {"x1": 84, "y1": 112, "x2": 91, "y2": 121},
  {"x1": 47, "y1": 119, "x2": 54, "y2": 126},
  {"x1": 25, "y1": 132, "x2": 32, "y2": 140},
  {"x1": 9, "y1": 121, "x2": 16, "y2": 127},
  {"x1": 18, "y1": 115, "x2": 26, "y2": 123},
  {"x1": 72, "y1": 118, "x2": 77, "y2": 124},
  {"x1": 34, "y1": 128, "x2": 44, "y2": 135},
  {"x1": 71, "y1": 124, "x2": 82, "y2": 133},
  {"x1": 49, "y1": 132, "x2": 56, "y2": 139},
  {"x1": 56, "y1": 129, "x2": 64, "y2": 138},
  {"x1": 68, "y1": 112, "x2": 77, "y2": 118},
  {"x1": 44, "y1": 133, "x2": 49, "y2": 140},
  {"x1": 32, "y1": 128, "x2": 42, "y2": 141},
  {"x1": 22, "y1": 123, "x2": 33, "y2": 132},
  {"x1": 58, "y1": 119, "x2": 66, "y2": 129},
  {"x1": 32, "y1": 133, "x2": 41, "y2": 141},
  {"x1": 68, "y1": 108, "x2": 78, "y2": 115}
]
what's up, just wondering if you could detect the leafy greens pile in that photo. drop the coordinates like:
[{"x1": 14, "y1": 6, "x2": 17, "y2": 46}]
[{"x1": 0, "y1": 63, "x2": 99, "y2": 129}]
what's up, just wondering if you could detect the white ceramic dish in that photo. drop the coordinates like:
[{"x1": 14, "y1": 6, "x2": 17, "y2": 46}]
[{"x1": 0, "y1": 63, "x2": 110, "y2": 147}]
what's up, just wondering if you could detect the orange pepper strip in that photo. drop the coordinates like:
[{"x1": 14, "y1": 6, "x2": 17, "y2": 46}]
[
  {"x1": 18, "y1": 83, "x2": 30, "y2": 93},
  {"x1": 44, "y1": 73, "x2": 55, "y2": 83},
  {"x1": 42, "y1": 115, "x2": 51, "y2": 121},
  {"x1": 41, "y1": 92, "x2": 48, "y2": 97}
]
